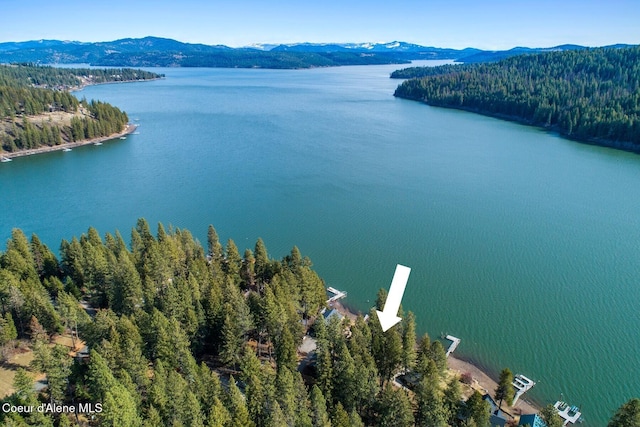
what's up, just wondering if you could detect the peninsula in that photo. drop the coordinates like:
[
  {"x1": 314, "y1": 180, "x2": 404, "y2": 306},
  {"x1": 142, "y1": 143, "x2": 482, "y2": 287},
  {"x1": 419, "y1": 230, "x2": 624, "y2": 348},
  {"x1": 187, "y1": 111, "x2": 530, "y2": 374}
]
[
  {"x1": 0, "y1": 64, "x2": 162, "y2": 157},
  {"x1": 393, "y1": 45, "x2": 640, "y2": 153}
]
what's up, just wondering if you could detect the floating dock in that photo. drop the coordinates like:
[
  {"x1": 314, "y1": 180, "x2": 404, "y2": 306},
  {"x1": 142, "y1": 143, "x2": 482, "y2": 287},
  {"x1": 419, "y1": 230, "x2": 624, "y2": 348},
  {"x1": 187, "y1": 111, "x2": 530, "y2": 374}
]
[
  {"x1": 444, "y1": 335, "x2": 461, "y2": 357},
  {"x1": 511, "y1": 374, "x2": 535, "y2": 405},
  {"x1": 554, "y1": 401, "x2": 583, "y2": 426}
]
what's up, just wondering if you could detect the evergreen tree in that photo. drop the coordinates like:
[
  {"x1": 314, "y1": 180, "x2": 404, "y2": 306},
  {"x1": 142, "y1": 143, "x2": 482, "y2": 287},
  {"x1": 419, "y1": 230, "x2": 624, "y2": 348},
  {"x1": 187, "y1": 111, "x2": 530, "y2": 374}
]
[
  {"x1": 225, "y1": 376, "x2": 254, "y2": 427},
  {"x1": 539, "y1": 404, "x2": 564, "y2": 427},
  {"x1": 494, "y1": 367, "x2": 514, "y2": 413},
  {"x1": 608, "y1": 398, "x2": 640, "y2": 427},
  {"x1": 415, "y1": 374, "x2": 447, "y2": 427},
  {"x1": 374, "y1": 385, "x2": 415, "y2": 427},
  {"x1": 100, "y1": 384, "x2": 143, "y2": 427},
  {"x1": 463, "y1": 390, "x2": 490, "y2": 427},
  {"x1": 207, "y1": 225, "x2": 223, "y2": 262},
  {"x1": 443, "y1": 377, "x2": 463, "y2": 424},
  {"x1": 310, "y1": 385, "x2": 332, "y2": 427},
  {"x1": 332, "y1": 402, "x2": 350, "y2": 427},
  {"x1": 0, "y1": 312, "x2": 17, "y2": 345},
  {"x1": 401, "y1": 311, "x2": 417, "y2": 372}
]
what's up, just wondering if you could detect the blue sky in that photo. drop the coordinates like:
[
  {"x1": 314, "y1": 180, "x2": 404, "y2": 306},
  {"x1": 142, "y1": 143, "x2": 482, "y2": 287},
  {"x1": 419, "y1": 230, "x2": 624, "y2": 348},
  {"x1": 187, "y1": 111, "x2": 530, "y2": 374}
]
[{"x1": 2, "y1": 0, "x2": 639, "y2": 49}]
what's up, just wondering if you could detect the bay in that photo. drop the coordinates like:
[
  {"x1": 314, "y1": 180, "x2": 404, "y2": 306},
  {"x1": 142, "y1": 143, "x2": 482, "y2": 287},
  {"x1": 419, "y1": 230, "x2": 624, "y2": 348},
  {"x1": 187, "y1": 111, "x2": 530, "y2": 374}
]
[{"x1": 1, "y1": 61, "x2": 639, "y2": 425}]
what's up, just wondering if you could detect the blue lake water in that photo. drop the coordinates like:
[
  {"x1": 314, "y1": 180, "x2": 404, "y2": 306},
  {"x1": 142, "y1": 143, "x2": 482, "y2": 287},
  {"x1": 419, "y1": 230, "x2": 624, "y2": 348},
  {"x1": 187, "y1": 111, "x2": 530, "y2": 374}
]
[{"x1": 1, "y1": 61, "x2": 639, "y2": 425}]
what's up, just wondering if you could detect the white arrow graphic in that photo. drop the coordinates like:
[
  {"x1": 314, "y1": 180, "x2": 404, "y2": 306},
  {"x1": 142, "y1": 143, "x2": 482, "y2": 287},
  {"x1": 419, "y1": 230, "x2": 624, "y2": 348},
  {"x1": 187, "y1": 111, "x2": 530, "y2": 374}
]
[{"x1": 376, "y1": 264, "x2": 411, "y2": 332}]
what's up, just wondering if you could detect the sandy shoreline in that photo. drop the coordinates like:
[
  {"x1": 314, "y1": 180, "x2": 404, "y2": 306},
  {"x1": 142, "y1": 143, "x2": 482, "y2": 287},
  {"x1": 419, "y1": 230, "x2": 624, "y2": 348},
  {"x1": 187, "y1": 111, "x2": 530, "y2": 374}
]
[
  {"x1": 1, "y1": 123, "x2": 137, "y2": 160},
  {"x1": 331, "y1": 300, "x2": 542, "y2": 416},
  {"x1": 447, "y1": 353, "x2": 541, "y2": 416}
]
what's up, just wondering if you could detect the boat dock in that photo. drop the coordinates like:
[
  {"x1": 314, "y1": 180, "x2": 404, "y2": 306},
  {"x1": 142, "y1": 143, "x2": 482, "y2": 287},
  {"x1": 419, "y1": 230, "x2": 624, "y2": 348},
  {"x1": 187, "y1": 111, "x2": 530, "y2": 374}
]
[
  {"x1": 444, "y1": 335, "x2": 461, "y2": 357},
  {"x1": 554, "y1": 401, "x2": 583, "y2": 426},
  {"x1": 511, "y1": 374, "x2": 535, "y2": 405},
  {"x1": 326, "y1": 287, "x2": 347, "y2": 304}
]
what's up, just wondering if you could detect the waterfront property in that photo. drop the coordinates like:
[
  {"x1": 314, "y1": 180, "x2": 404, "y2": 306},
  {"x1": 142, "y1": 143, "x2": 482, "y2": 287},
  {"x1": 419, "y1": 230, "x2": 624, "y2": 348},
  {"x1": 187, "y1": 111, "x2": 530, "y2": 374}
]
[
  {"x1": 2, "y1": 63, "x2": 637, "y2": 426},
  {"x1": 321, "y1": 308, "x2": 344, "y2": 323},
  {"x1": 482, "y1": 394, "x2": 510, "y2": 427}
]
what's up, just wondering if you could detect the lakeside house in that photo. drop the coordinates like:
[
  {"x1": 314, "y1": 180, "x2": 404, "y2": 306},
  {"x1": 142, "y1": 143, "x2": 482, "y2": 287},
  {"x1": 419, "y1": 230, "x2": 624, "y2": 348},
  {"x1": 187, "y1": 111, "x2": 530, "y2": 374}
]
[
  {"x1": 482, "y1": 394, "x2": 510, "y2": 427},
  {"x1": 322, "y1": 308, "x2": 344, "y2": 323}
]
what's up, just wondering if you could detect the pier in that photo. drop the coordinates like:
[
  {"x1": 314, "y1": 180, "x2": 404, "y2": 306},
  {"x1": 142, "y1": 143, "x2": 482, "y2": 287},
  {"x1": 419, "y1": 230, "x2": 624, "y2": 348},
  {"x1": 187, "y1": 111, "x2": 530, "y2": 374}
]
[
  {"x1": 326, "y1": 286, "x2": 347, "y2": 304},
  {"x1": 511, "y1": 374, "x2": 535, "y2": 405},
  {"x1": 444, "y1": 335, "x2": 461, "y2": 357},
  {"x1": 554, "y1": 401, "x2": 583, "y2": 426}
]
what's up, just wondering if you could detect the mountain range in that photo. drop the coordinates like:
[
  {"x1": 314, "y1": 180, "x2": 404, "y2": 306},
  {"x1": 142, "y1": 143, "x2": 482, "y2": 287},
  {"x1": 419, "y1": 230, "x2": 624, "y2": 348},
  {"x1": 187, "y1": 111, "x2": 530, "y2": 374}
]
[{"x1": 0, "y1": 36, "x2": 634, "y2": 69}]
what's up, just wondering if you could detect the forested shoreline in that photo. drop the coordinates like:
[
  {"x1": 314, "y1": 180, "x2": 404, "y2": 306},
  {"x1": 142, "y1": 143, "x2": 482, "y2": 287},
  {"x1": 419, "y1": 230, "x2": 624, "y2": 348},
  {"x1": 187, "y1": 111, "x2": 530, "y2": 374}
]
[
  {"x1": 0, "y1": 221, "x2": 637, "y2": 426},
  {"x1": 0, "y1": 64, "x2": 161, "y2": 154},
  {"x1": 393, "y1": 46, "x2": 640, "y2": 152}
]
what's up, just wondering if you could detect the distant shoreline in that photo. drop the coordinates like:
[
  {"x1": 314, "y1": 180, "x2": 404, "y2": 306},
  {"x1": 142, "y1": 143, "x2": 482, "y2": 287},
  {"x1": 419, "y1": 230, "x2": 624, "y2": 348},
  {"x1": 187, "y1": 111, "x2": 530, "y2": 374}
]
[
  {"x1": 395, "y1": 96, "x2": 640, "y2": 156},
  {"x1": 1, "y1": 123, "x2": 137, "y2": 160},
  {"x1": 1, "y1": 74, "x2": 159, "y2": 161},
  {"x1": 69, "y1": 76, "x2": 164, "y2": 93}
]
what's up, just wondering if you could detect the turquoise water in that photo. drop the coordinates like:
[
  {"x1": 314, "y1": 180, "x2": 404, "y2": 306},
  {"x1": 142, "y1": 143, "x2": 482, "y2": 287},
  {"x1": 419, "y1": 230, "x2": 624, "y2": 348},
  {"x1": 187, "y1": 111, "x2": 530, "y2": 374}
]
[{"x1": 1, "y1": 62, "x2": 639, "y2": 425}]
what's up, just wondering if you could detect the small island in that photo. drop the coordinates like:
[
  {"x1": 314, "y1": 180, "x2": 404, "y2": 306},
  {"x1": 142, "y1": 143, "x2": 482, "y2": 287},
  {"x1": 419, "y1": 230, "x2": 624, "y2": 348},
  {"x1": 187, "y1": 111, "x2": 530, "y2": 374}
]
[
  {"x1": 0, "y1": 64, "x2": 163, "y2": 158},
  {"x1": 393, "y1": 46, "x2": 640, "y2": 153}
]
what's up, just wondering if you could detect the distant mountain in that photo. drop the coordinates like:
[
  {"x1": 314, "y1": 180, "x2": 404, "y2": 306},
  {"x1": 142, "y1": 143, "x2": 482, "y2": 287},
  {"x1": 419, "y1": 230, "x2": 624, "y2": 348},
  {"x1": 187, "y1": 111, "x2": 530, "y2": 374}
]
[
  {"x1": 0, "y1": 36, "x2": 418, "y2": 68},
  {"x1": 455, "y1": 43, "x2": 637, "y2": 63},
  {"x1": 0, "y1": 36, "x2": 634, "y2": 69},
  {"x1": 270, "y1": 41, "x2": 481, "y2": 60},
  {"x1": 0, "y1": 36, "x2": 235, "y2": 65}
]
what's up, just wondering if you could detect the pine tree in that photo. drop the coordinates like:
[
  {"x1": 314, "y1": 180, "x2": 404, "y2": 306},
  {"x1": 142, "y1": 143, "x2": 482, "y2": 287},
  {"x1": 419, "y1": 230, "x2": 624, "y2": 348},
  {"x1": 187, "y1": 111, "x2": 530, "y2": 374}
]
[
  {"x1": 539, "y1": 404, "x2": 564, "y2": 427},
  {"x1": 402, "y1": 311, "x2": 417, "y2": 372},
  {"x1": 207, "y1": 225, "x2": 223, "y2": 262},
  {"x1": 0, "y1": 312, "x2": 17, "y2": 345},
  {"x1": 100, "y1": 384, "x2": 143, "y2": 427},
  {"x1": 443, "y1": 377, "x2": 463, "y2": 424},
  {"x1": 310, "y1": 385, "x2": 332, "y2": 427},
  {"x1": 463, "y1": 390, "x2": 490, "y2": 427},
  {"x1": 375, "y1": 385, "x2": 415, "y2": 427},
  {"x1": 494, "y1": 367, "x2": 514, "y2": 413},
  {"x1": 225, "y1": 376, "x2": 254, "y2": 427},
  {"x1": 415, "y1": 374, "x2": 447, "y2": 427},
  {"x1": 608, "y1": 398, "x2": 640, "y2": 427}
]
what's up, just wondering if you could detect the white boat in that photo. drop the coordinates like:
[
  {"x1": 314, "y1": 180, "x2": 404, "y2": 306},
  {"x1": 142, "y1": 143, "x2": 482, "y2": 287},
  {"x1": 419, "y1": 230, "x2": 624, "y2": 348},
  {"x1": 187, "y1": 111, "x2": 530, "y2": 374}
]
[
  {"x1": 119, "y1": 136, "x2": 127, "y2": 140},
  {"x1": 63, "y1": 148, "x2": 72, "y2": 152},
  {"x1": 1, "y1": 157, "x2": 12, "y2": 162},
  {"x1": 94, "y1": 142, "x2": 102, "y2": 146}
]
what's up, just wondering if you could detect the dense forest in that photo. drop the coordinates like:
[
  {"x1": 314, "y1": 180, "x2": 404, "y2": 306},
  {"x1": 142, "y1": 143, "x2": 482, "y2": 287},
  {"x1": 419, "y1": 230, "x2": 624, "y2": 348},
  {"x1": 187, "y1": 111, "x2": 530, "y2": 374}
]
[
  {"x1": 0, "y1": 64, "x2": 161, "y2": 153},
  {"x1": 0, "y1": 37, "x2": 463, "y2": 69},
  {"x1": 393, "y1": 46, "x2": 640, "y2": 151},
  {"x1": 93, "y1": 50, "x2": 411, "y2": 69},
  {"x1": 0, "y1": 220, "x2": 637, "y2": 426},
  {"x1": 0, "y1": 65, "x2": 161, "y2": 90}
]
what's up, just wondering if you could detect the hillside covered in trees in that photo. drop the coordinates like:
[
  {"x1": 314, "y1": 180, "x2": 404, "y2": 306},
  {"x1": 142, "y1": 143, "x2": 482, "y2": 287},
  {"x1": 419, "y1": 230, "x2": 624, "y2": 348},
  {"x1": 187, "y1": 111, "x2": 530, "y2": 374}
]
[
  {"x1": 393, "y1": 46, "x2": 640, "y2": 152},
  {"x1": 0, "y1": 64, "x2": 161, "y2": 154},
  {"x1": 0, "y1": 220, "x2": 637, "y2": 426}
]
